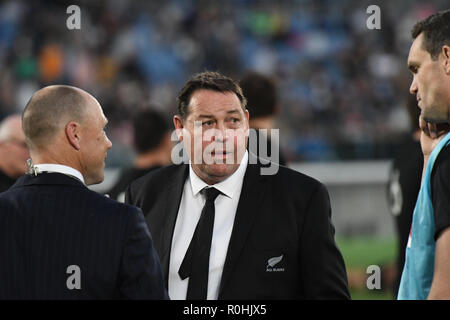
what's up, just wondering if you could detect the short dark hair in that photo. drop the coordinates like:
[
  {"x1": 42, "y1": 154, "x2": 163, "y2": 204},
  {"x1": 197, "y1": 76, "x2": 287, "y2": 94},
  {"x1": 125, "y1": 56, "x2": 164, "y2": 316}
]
[
  {"x1": 240, "y1": 71, "x2": 277, "y2": 118},
  {"x1": 133, "y1": 109, "x2": 169, "y2": 154},
  {"x1": 177, "y1": 71, "x2": 247, "y2": 119},
  {"x1": 411, "y1": 9, "x2": 450, "y2": 60}
]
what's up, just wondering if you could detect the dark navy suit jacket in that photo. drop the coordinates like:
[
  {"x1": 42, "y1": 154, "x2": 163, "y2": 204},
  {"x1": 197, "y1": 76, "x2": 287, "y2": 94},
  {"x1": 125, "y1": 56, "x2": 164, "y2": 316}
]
[{"x1": 0, "y1": 172, "x2": 168, "y2": 299}]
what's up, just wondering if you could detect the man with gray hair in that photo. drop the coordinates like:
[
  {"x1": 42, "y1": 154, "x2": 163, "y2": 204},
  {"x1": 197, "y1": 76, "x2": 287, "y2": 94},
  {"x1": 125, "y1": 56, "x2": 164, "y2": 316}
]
[
  {"x1": 0, "y1": 114, "x2": 29, "y2": 192},
  {"x1": 0, "y1": 85, "x2": 168, "y2": 299}
]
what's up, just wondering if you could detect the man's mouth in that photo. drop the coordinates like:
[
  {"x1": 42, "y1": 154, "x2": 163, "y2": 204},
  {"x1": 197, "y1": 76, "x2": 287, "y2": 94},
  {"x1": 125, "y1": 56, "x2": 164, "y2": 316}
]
[
  {"x1": 417, "y1": 98, "x2": 422, "y2": 109},
  {"x1": 210, "y1": 151, "x2": 231, "y2": 156}
]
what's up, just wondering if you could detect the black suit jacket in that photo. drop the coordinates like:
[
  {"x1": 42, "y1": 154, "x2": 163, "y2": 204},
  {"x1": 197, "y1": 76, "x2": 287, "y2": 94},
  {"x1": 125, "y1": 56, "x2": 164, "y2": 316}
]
[
  {"x1": 126, "y1": 160, "x2": 350, "y2": 299},
  {"x1": 0, "y1": 173, "x2": 168, "y2": 299},
  {"x1": 0, "y1": 169, "x2": 16, "y2": 193}
]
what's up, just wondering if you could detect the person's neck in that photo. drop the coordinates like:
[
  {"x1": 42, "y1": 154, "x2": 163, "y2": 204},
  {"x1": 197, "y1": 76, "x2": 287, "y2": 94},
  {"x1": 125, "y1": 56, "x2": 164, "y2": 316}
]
[
  {"x1": 191, "y1": 165, "x2": 223, "y2": 186},
  {"x1": 31, "y1": 151, "x2": 82, "y2": 175},
  {"x1": 134, "y1": 150, "x2": 169, "y2": 169}
]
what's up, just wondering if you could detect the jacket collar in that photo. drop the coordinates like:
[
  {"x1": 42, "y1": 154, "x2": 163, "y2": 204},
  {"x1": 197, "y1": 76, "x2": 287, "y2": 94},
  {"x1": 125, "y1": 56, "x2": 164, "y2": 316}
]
[
  {"x1": 11, "y1": 172, "x2": 86, "y2": 189},
  {"x1": 32, "y1": 164, "x2": 85, "y2": 185}
]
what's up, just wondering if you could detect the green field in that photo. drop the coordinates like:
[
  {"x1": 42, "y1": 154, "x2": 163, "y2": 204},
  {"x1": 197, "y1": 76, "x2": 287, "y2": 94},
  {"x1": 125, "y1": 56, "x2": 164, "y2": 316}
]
[{"x1": 336, "y1": 236, "x2": 398, "y2": 300}]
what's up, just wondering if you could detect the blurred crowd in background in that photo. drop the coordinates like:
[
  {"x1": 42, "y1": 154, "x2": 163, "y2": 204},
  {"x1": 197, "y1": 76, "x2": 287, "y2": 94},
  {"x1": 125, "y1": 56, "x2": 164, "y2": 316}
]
[{"x1": 0, "y1": 0, "x2": 448, "y2": 166}]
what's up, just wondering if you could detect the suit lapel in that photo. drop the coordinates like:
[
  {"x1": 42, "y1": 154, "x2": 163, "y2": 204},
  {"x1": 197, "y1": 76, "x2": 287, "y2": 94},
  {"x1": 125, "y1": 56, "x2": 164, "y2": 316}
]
[
  {"x1": 218, "y1": 162, "x2": 266, "y2": 297},
  {"x1": 160, "y1": 164, "x2": 189, "y2": 286}
]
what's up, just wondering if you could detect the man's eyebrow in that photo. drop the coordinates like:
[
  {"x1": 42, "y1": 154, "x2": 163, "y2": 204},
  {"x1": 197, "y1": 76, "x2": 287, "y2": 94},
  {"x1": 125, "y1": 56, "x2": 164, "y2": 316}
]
[{"x1": 195, "y1": 110, "x2": 241, "y2": 118}]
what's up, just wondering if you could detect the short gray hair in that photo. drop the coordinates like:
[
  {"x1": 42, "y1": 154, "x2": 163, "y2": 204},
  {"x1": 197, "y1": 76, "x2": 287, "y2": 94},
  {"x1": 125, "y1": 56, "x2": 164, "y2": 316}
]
[{"x1": 22, "y1": 85, "x2": 88, "y2": 149}]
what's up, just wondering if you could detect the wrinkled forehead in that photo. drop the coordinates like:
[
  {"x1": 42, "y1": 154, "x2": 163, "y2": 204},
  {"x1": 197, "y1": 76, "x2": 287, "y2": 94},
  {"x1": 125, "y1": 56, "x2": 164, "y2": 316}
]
[{"x1": 188, "y1": 89, "x2": 244, "y2": 117}]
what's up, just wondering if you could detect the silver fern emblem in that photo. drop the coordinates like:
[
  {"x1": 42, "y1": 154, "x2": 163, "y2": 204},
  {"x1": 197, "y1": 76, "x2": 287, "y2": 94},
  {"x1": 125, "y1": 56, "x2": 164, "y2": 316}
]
[{"x1": 267, "y1": 255, "x2": 283, "y2": 268}]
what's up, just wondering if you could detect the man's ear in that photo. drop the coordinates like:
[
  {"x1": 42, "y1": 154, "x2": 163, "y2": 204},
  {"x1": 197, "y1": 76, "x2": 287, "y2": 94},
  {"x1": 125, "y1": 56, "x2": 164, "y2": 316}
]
[
  {"x1": 442, "y1": 45, "x2": 450, "y2": 75},
  {"x1": 65, "y1": 121, "x2": 81, "y2": 150},
  {"x1": 173, "y1": 115, "x2": 184, "y2": 142}
]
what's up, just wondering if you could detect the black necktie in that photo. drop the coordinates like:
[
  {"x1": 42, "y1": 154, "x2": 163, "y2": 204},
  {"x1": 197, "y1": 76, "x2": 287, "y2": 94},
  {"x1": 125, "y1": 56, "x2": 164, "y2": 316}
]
[{"x1": 178, "y1": 187, "x2": 221, "y2": 299}]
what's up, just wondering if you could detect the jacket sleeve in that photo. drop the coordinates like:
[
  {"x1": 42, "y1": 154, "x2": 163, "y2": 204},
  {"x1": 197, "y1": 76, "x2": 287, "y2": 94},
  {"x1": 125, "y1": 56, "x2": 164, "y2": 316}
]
[
  {"x1": 298, "y1": 183, "x2": 351, "y2": 299},
  {"x1": 118, "y1": 206, "x2": 169, "y2": 299}
]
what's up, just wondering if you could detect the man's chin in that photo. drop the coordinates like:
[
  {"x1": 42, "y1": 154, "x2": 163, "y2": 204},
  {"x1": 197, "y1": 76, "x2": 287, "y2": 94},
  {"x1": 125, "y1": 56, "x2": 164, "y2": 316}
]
[
  {"x1": 203, "y1": 163, "x2": 238, "y2": 183},
  {"x1": 424, "y1": 117, "x2": 449, "y2": 125},
  {"x1": 422, "y1": 107, "x2": 449, "y2": 124}
]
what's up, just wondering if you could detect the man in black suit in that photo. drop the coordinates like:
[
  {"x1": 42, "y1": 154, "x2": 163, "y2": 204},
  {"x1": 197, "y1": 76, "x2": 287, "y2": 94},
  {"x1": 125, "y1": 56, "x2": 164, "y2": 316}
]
[
  {"x1": 0, "y1": 85, "x2": 168, "y2": 299},
  {"x1": 126, "y1": 71, "x2": 350, "y2": 300}
]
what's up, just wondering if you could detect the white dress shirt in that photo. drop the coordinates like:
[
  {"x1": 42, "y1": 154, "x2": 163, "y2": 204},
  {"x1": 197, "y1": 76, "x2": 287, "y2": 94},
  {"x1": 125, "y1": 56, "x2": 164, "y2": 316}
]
[
  {"x1": 33, "y1": 164, "x2": 85, "y2": 185},
  {"x1": 168, "y1": 151, "x2": 249, "y2": 300}
]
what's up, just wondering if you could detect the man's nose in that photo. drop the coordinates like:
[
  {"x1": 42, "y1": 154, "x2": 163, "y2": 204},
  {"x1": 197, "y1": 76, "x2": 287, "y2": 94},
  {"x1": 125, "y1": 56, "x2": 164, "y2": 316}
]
[
  {"x1": 409, "y1": 78, "x2": 418, "y2": 95},
  {"x1": 213, "y1": 123, "x2": 227, "y2": 142},
  {"x1": 106, "y1": 136, "x2": 113, "y2": 149}
]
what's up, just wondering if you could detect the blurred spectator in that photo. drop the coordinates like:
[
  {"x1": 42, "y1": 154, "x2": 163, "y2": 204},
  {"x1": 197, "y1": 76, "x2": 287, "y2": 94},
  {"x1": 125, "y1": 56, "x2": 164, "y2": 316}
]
[
  {"x1": 107, "y1": 109, "x2": 172, "y2": 202},
  {"x1": 0, "y1": 114, "x2": 29, "y2": 192},
  {"x1": 240, "y1": 70, "x2": 287, "y2": 165},
  {"x1": 387, "y1": 94, "x2": 422, "y2": 298},
  {"x1": 0, "y1": 0, "x2": 448, "y2": 164}
]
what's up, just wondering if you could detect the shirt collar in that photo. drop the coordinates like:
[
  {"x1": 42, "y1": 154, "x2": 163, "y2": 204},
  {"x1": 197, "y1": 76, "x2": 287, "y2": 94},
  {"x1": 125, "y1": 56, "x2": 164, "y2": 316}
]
[
  {"x1": 33, "y1": 164, "x2": 85, "y2": 185},
  {"x1": 189, "y1": 150, "x2": 248, "y2": 199}
]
